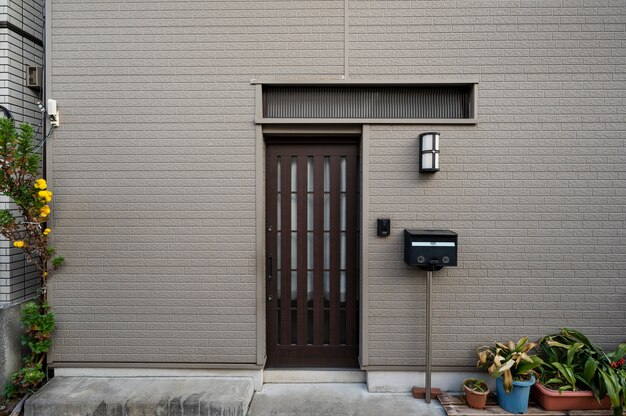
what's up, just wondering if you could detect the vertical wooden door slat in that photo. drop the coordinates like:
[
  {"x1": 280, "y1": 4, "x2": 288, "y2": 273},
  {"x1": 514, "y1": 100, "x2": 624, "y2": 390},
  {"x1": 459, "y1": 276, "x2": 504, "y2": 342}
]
[
  {"x1": 329, "y1": 155, "x2": 341, "y2": 346},
  {"x1": 313, "y1": 156, "x2": 324, "y2": 345},
  {"x1": 296, "y1": 156, "x2": 308, "y2": 345},
  {"x1": 345, "y1": 155, "x2": 358, "y2": 346},
  {"x1": 280, "y1": 155, "x2": 291, "y2": 346}
]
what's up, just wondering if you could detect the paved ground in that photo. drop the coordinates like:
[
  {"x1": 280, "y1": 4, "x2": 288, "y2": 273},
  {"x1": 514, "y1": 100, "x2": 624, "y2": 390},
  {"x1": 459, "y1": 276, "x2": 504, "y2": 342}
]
[
  {"x1": 25, "y1": 376, "x2": 254, "y2": 416},
  {"x1": 25, "y1": 377, "x2": 446, "y2": 416},
  {"x1": 248, "y1": 383, "x2": 447, "y2": 416}
]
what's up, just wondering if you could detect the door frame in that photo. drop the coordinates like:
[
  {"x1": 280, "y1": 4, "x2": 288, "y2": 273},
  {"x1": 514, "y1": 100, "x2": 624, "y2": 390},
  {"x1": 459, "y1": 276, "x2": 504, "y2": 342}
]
[{"x1": 255, "y1": 124, "x2": 370, "y2": 368}]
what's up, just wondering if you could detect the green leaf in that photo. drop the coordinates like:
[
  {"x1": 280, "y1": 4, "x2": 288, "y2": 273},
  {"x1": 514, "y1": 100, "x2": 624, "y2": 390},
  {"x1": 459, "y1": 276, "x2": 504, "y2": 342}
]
[
  {"x1": 598, "y1": 369, "x2": 620, "y2": 408},
  {"x1": 558, "y1": 384, "x2": 575, "y2": 393},
  {"x1": 546, "y1": 377, "x2": 563, "y2": 385},
  {"x1": 515, "y1": 355, "x2": 543, "y2": 375},
  {"x1": 619, "y1": 372, "x2": 626, "y2": 408},
  {"x1": 20, "y1": 301, "x2": 41, "y2": 327},
  {"x1": 609, "y1": 344, "x2": 626, "y2": 361},
  {"x1": 547, "y1": 340, "x2": 572, "y2": 350},
  {"x1": 574, "y1": 374, "x2": 594, "y2": 392},
  {"x1": 0, "y1": 209, "x2": 15, "y2": 227},
  {"x1": 583, "y1": 357, "x2": 598, "y2": 385},
  {"x1": 566, "y1": 343, "x2": 583, "y2": 365},
  {"x1": 515, "y1": 337, "x2": 529, "y2": 351},
  {"x1": 4, "y1": 379, "x2": 18, "y2": 399},
  {"x1": 27, "y1": 339, "x2": 52, "y2": 354},
  {"x1": 561, "y1": 328, "x2": 593, "y2": 347},
  {"x1": 552, "y1": 362, "x2": 576, "y2": 386},
  {"x1": 52, "y1": 256, "x2": 65, "y2": 269}
]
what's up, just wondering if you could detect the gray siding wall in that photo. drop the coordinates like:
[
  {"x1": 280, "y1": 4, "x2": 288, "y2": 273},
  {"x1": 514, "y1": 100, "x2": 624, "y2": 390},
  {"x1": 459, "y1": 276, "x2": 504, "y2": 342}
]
[
  {"x1": 360, "y1": 1, "x2": 626, "y2": 368},
  {"x1": 49, "y1": 0, "x2": 344, "y2": 363},
  {"x1": 0, "y1": 0, "x2": 44, "y2": 303},
  {"x1": 3, "y1": 0, "x2": 44, "y2": 39},
  {"x1": 49, "y1": 0, "x2": 625, "y2": 367}
]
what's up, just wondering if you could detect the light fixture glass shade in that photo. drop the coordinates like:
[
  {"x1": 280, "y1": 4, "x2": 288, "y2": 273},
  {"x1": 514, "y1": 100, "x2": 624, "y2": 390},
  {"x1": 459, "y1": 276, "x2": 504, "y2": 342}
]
[
  {"x1": 419, "y1": 132, "x2": 440, "y2": 173},
  {"x1": 421, "y1": 153, "x2": 433, "y2": 170}
]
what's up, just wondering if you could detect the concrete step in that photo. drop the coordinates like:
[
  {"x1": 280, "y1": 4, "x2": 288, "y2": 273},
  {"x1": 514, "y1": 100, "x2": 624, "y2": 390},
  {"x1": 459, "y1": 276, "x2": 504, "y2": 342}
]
[
  {"x1": 248, "y1": 383, "x2": 446, "y2": 416},
  {"x1": 264, "y1": 369, "x2": 365, "y2": 383},
  {"x1": 25, "y1": 376, "x2": 255, "y2": 416}
]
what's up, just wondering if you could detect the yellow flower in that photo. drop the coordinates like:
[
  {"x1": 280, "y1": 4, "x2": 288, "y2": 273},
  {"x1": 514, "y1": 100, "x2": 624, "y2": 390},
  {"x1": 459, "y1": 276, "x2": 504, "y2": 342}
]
[
  {"x1": 13, "y1": 240, "x2": 24, "y2": 248},
  {"x1": 38, "y1": 190, "x2": 53, "y2": 203},
  {"x1": 40, "y1": 205, "x2": 50, "y2": 218},
  {"x1": 43, "y1": 272, "x2": 48, "y2": 277},
  {"x1": 34, "y1": 178, "x2": 47, "y2": 190},
  {"x1": 43, "y1": 228, "x2": 51, "y2": 235}
]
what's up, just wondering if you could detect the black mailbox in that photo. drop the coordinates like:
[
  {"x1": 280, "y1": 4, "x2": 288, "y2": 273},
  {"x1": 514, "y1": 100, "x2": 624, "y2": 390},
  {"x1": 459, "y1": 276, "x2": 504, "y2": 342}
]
[{"x1": 404, "y1": 229, "x2": 458, "y2": 270}]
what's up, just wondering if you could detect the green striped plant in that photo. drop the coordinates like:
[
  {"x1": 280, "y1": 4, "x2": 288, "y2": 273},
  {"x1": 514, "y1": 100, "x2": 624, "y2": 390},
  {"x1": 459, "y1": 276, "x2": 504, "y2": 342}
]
[{"x1": 538, "y1": 328, "x2": 626, "y2": 416}]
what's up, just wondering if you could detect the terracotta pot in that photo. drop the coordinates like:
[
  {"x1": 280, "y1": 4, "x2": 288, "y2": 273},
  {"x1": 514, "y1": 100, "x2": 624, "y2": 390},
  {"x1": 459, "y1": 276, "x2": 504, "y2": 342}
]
[
  {"x1": 532, "y1": 383, "x2": 612, "y2": 411},
  {"x1": 464, "y1": 383, "x2": 489, "y2": 410}
]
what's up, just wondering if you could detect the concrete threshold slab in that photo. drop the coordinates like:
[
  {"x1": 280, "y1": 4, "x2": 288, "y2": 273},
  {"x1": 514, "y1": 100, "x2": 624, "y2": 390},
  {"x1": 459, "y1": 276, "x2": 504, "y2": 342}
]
[
  {"x1": 264, "y1": 369, "x2": 366, "y2": 383},
  {"x1": 25, "y1": 376, "x2": 254, "y2": 416},
  {"x1": 248, "y1": 383, "x2": 446, "y2": 416}
]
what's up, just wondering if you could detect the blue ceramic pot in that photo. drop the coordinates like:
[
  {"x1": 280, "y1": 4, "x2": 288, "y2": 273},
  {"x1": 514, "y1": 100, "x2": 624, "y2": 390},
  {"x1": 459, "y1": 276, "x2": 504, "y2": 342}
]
[{"x1": 496, "y1": 374, "x2": 536, "y2": 414}]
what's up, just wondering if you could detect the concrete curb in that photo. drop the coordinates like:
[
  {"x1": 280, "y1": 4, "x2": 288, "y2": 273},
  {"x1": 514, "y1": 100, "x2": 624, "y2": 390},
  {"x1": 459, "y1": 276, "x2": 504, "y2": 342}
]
[{"x1": 25, "y1": 376, "x2": 254, "y2": 416}]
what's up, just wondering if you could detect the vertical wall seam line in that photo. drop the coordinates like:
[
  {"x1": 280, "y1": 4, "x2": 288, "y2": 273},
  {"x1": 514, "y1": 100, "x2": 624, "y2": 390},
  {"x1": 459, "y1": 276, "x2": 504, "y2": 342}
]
[{"x1": 344, "y1": 0, "x2": 349, "y2": 79}]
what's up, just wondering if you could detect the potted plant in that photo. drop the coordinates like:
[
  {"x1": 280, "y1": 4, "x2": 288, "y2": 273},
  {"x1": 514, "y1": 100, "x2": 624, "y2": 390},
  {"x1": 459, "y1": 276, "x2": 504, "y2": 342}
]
[
  {"x1": 605, "y1": 347, "x2": 626, "y2": 416},
  {"x1": 461, "y1": 377, "x2": 489, "y2": 410},
  {"x1": 477, "y1": 337, "x2": 543, "y2": 414},
  {"x1": 534, "y1": 328, "x2": 625, "y2": 415}
]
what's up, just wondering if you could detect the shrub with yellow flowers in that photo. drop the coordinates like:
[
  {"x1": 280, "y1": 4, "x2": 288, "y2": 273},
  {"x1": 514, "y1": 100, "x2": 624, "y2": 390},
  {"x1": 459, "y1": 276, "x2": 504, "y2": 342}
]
[{"x1": 0, "y1": 117, "x2": 64, "y2": 399}]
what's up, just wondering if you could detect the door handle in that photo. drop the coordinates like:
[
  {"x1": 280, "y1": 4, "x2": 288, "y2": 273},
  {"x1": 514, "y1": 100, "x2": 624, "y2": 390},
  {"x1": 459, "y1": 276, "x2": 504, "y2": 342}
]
[{"x1": 267, "y1": 255, "x2": 273, "y2": 302}]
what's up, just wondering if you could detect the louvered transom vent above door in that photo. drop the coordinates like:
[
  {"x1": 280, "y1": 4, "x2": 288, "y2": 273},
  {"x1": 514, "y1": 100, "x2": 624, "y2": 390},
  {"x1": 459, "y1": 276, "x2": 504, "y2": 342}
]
[{"x1": 257, "y1": 82, "x2": 477, "y2": 124}]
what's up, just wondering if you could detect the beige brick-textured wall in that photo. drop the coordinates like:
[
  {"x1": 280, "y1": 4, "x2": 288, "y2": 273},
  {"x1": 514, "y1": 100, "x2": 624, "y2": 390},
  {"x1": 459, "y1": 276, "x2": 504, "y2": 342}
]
[
  {"x1": 49, "y1": 0, "x2": 626, "y2": 368},
  {"x1": 358, "y1": 1, "x2": 626, "y2": 368},
  {"x1": 49, "y1": 0, "x2": 344, "y2": 363}
]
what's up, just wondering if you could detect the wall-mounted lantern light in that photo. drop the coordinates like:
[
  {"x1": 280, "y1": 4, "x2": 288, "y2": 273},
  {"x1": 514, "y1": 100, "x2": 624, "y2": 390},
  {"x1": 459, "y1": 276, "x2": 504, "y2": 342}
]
[{"x1": 419, "y1": 132, "x2": 440, "y2": 173}]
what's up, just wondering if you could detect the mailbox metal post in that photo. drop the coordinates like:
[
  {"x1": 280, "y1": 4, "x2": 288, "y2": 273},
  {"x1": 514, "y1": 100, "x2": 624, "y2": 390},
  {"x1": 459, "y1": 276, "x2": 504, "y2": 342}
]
[
  {"x1": 425, "y1": 268, "x2": 432, "y2": 403},
  {"x1": 403, "y1": 229, "x2": 458, "y2": 404}
]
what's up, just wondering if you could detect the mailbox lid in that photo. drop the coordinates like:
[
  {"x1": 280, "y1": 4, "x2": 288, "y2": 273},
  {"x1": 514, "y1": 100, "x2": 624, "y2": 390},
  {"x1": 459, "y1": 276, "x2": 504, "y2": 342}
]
[{"x1": 404, "y1": 229, "x2": 458, "y2": 240}]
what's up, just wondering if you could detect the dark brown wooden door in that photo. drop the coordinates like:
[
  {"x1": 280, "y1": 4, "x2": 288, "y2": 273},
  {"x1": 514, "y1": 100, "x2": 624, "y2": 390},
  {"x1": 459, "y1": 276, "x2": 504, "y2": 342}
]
[{"x1": 266, "y1": 139, "x2": 359, "y2": 367}]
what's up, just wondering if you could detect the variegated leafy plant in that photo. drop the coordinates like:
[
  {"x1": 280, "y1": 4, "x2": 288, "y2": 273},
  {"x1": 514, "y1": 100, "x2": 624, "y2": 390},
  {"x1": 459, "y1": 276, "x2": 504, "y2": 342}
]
[{"x1": 477, "y1": 336, "x2": 543, "y2": 393}]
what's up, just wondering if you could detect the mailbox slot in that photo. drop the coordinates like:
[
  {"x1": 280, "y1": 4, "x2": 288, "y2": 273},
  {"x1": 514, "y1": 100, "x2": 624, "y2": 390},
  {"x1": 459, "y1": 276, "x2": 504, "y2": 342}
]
[{"x1": 404, "y1": 229, "x2": 458, "y2": 269}]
